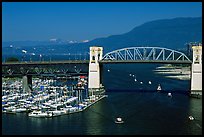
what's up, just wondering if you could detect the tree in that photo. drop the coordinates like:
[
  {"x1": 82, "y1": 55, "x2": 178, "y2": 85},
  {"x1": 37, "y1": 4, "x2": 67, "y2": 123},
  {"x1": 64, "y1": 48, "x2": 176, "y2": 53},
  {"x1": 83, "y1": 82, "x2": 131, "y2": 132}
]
[{"x1": 6, "y1": 57, "x2": 19, "y2": 62}]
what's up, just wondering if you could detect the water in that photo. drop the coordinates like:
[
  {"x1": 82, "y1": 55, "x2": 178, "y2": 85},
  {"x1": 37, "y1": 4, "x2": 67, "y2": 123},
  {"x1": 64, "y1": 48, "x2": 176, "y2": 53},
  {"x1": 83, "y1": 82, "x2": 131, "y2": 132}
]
[{"x1": 2, "y1": 64, "x2": 202, "y2": 135}]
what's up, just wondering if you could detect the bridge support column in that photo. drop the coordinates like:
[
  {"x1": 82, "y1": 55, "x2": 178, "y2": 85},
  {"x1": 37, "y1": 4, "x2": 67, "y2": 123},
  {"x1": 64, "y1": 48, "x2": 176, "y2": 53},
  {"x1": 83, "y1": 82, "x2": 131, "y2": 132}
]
[
  {"x1": 88, "y1": 46, "x2": 105, "y2": 97},
  {"x1": 191, "y1": 44, "x2": 202, "y2": 96},
  {"x1": 22, "y1": 75, "x2": 32, "y2": 93}
]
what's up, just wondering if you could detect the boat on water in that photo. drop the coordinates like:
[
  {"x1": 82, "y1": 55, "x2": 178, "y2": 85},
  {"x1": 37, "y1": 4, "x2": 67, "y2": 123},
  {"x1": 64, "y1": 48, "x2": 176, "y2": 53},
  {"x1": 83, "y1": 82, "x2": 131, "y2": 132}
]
[
  {"x1": 12, "y1": 107, "x2": 27, "y2": 113},
  {"x1": 189, "y1": 116, "x2": 194, "y2": 120},
  {"x1": 115, "y1": 117, "x2": 124, "y2": 124},
  {"x1": 168, "y1": 93, "x2": 172, "y2": 97},
  {"x1": 157, "y1": 84, "x2": 162, "y2": 91},
  {"x1": 28, "y1": 110, "x2": 53, "y2": 118},
  {"x1": 49, "y1": 110, "x2": 63, "y2": 117},
  {"x1": 148, "y1": 81, "x2": 152, "y2": 84}
]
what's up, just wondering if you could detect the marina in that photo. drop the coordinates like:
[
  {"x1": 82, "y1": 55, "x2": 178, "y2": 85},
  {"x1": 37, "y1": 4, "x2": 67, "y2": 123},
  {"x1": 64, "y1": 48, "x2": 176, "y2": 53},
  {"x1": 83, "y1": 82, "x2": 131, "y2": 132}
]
[{"x1": 2, "y1": 76, "x2": 107, "y2": 118}]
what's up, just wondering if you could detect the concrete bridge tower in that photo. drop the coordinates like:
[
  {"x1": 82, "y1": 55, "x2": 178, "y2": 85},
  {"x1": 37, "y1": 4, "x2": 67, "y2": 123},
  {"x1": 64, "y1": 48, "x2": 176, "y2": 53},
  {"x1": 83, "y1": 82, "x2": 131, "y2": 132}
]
[
  {"x1": 22, "y1": 75, "x2": 32, "y2": 93},
  {"x1": 191, "y1": 43, "x2": 202, "y2": 95},
  {"x1": 88, "y1": 46, "x2": 104, "y2": 95}
]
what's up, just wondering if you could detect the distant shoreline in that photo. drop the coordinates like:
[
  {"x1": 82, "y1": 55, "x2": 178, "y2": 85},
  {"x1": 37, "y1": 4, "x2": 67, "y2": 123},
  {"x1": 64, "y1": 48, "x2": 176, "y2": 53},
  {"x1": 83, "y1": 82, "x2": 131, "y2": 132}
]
[{"x1": 154, "y1": 64, "x2": 191, "y2": 80}]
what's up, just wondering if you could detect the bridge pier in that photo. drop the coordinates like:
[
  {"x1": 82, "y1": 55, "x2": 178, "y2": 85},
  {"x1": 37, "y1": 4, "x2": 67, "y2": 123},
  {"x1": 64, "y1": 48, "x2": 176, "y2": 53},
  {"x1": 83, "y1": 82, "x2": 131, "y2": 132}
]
[
  {"x1": 88, "y1": 46, "x2": 105, "y2": 96},
  {"x1": 22, "y1": 75, "x2": 32, "y2": 93},
  {"x1": 190, "y1": 44, "x2": 202, "y2": 96}
]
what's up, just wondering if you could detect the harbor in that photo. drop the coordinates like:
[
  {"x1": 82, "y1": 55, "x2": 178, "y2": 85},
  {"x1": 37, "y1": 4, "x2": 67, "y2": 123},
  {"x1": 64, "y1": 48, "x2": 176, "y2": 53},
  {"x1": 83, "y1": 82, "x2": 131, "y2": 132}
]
[
  {"x1": 2, "y1": 76, "x2": 107, "y2": 118},
  {"x1": 2, "y1": 2, "x2": 202, "y2": 135},
  {"x1": 2, "y1": 63, "x2": 202, "y2": 135}
]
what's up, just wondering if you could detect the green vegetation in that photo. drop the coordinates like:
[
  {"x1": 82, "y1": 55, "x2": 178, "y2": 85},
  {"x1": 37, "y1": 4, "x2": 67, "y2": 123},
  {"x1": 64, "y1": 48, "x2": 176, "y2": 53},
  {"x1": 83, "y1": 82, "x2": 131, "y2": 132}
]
[{"x1": 6, "y1": 57, "x2": 19, "y2": 62}]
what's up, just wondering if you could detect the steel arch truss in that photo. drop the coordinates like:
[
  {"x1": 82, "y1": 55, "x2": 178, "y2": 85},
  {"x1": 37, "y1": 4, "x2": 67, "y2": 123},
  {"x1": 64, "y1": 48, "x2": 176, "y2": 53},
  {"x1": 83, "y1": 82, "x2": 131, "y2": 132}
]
[{"x1": 102, "y1": 47, "x2": 192, "y2": 63}]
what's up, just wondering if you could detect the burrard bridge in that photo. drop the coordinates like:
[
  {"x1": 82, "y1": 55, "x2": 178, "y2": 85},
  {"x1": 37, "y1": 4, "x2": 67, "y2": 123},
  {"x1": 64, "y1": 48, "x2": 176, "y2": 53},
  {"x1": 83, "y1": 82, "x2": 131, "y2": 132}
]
[{"x1": 2, "y1": 46, "x2": 202, "y2": 94}]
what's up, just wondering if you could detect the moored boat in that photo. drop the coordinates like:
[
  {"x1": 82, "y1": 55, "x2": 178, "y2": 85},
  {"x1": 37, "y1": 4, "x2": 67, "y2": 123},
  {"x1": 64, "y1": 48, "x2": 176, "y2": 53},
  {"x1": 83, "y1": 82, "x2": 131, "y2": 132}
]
[{"x1": 28, "y1": 110, "x2": 52, "y2": 118}]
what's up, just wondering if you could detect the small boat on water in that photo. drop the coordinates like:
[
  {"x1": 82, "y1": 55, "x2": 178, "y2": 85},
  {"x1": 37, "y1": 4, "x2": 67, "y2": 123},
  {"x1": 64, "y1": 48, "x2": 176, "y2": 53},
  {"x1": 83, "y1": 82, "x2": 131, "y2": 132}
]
[
  {"x1": 115, "y1": 117, "x2": 124, "y2": 124},
  {"x1": 189, "y1": 116, "x2": 194, "y2": 121},
  {"x1": 4, "y1": 110, "x2": 16, "y2": 114},
  {"x1": 168, "y1": 93, "x2": 172, "y2": 97},
  {"x1": 148, "y1": 81, "x2": 152, "y2": 84},
  {"x1": 12, "y1": 107, "x2": 27, "y2": 113},
  {"x1": 157, "y1": 84, "x2": 162, "y2": 91}
]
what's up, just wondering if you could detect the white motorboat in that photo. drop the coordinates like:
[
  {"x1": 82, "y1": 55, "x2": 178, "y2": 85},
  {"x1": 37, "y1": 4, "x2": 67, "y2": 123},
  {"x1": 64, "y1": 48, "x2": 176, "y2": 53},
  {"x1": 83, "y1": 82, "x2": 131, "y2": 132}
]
[
  {"x1": 49, "y1": 110, "x2": 62, "y2": 117},
  {"x1": 115, "y1": 117, "x2": 124, "y2": 124},
  {"x1": 28, "y1": 110, "x2": 52, "y2": 118},
  {"x1": 31, "y1": 106, "x2": 39, "y2": 110},
  {"x1": 13, "y1": 108, "x2": 27, "y2": 113},
  {"x1": 168, "y1": 93, "x2": 172, "y2": 97},
  {"x1": 148, "y1": 81, "x2": 152, "y2": 84},
  {"x1": 4, "y1": 106, "x2": 16, "y2": 112},
  {"x1": 189, "y1": 116, "x2": 194, "y2": 120}
]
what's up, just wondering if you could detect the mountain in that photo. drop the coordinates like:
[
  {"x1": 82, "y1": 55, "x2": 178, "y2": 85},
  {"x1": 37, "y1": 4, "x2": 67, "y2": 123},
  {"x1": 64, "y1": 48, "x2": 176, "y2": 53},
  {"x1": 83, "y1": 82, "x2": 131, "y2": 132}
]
[
  {"x1": 2, "y1": 17, "x2": 202, "y2": 57},
  {"x1": 88, "y1": 17, "x2": 202, "y2": 53}
]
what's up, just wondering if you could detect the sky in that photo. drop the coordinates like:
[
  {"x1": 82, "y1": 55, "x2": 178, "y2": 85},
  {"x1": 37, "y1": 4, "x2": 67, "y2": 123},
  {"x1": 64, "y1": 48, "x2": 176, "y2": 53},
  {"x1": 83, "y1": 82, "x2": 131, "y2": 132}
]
[{"x1": 2, "y1": 2, "x2": 202, "y2": 42}]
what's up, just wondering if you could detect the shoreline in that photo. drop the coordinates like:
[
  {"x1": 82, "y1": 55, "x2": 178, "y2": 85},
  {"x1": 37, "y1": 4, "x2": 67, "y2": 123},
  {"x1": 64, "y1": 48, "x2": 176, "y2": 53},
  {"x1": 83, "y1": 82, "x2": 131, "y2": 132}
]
[{"x1": 154, "y1": 64, "x2": 191, "y2": 80}]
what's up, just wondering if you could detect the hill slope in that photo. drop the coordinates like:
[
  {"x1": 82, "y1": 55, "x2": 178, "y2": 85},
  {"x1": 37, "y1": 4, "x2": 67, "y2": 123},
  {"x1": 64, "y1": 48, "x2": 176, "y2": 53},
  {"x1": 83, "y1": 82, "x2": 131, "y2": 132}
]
[
  {"x1": 88, "y1": 17, "x2": 202, "y2": 53},
  {"x1": 2, "y1": 17, "x2": 202, "y2": 56}
]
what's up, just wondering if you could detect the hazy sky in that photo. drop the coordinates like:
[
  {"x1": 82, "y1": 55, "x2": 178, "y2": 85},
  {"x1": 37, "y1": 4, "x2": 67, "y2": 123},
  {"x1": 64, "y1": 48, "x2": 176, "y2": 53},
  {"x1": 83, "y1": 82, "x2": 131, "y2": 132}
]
[{"x1": 2, "y1": 2, "x2": 202, "y2": 42}]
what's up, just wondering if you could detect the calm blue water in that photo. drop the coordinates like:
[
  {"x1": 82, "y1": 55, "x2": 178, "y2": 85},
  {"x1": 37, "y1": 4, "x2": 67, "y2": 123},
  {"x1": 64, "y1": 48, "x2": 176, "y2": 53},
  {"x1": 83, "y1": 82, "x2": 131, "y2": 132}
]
[{"x1": 2, "y1": 64, "x2": 202, "y2": 135}]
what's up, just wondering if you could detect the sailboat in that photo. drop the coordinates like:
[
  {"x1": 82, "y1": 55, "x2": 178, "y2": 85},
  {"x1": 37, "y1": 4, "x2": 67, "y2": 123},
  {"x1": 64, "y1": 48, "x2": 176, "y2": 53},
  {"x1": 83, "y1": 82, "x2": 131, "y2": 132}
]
[{"x1": 157, "y1": 84, "x2": 162, "y2": 91}]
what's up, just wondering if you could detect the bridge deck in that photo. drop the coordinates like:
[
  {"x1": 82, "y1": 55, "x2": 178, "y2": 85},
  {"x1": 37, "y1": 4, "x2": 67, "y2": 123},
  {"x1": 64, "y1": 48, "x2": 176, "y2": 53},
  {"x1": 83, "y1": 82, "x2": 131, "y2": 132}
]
[
  {"x1": 2, "y1": 60, "x2": 89, "y2": 66},
  {"x1": 99, "y1": 60, "x2": 192, "y2": 64},
  {"x1": 2, "y1": 59, "x2": 192, "y2": 66}
]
